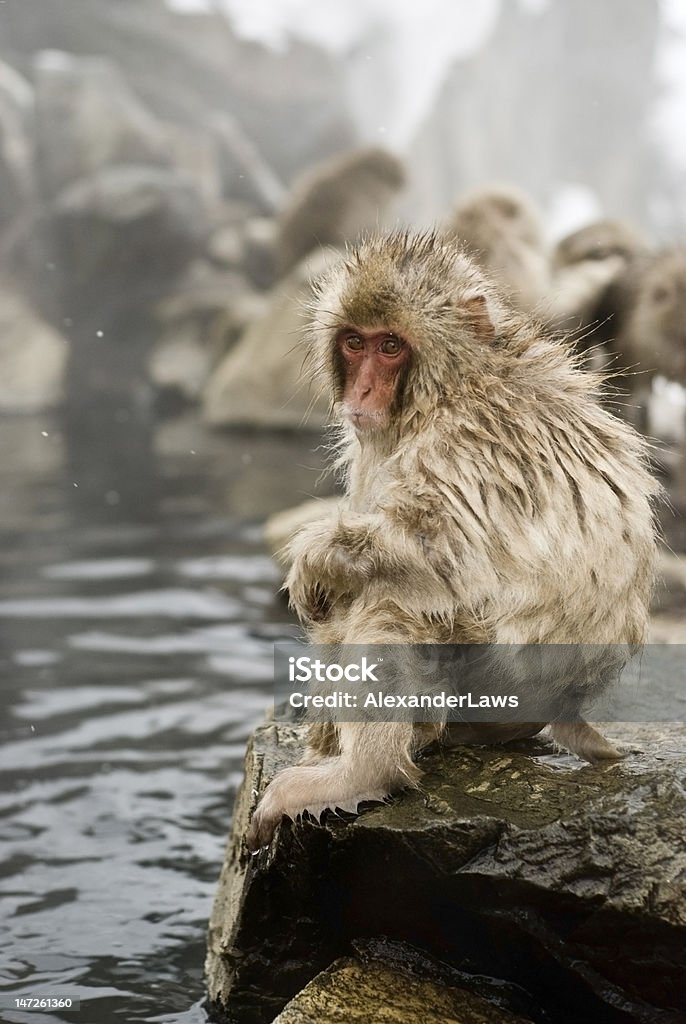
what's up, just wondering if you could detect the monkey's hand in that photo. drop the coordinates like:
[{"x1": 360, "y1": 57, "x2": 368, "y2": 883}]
[
  {"x1": 246, "y1": 761, "x2": 391, "y2": 852},
  {"x1": 284, "y1": 516, "x2": 377, "y2": 624},
  {"x1": 245, "y1": 765, "x2": 336, "y2": 851}
]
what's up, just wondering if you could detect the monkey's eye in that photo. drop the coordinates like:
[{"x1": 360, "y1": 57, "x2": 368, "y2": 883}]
[
  {"x1": 344, "y1": 335, "x2": 364, "y2": 352},
  {"x1": 652, "y1": 286, "x2": 670, "y2": 304},
  {"x1": 379, "y1": 337, "x2": 403, "y2": 356}
]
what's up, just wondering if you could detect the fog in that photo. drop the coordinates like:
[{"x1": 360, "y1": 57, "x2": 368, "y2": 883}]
[
  {"x1": 164, "y1": 0, "x2": 686, "y2": 234},
  {"x1": 0, "y1": 0, "x2": 685, "y2": 427},
  {"x1": 195, "y1": 0, "x2": 501, "y2": 148}
]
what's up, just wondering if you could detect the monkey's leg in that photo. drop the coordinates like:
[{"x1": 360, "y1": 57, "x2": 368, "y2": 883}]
[
  {"x1": 548, "y1": 719, "x2": 622, "y2": 764},
  {"x1": 302, "y1": 721, "x2": 341, "y2": 761},
  {"x1": 246, "y1": 721, "x2": 420, "y2": 851}
]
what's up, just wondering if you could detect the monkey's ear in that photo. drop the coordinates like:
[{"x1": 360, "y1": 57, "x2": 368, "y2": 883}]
[{"x1": 464, "y1": 294, "x2": 496, "y2": 342}]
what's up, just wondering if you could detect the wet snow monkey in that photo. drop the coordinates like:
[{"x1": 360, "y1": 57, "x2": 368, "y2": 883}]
[{"x1": 247, "y1": 231, "x2": 659, "y2": 850}]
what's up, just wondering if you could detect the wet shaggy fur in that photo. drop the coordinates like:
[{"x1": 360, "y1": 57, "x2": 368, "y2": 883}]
[{"x1": 247, "y1": 230, "x2": 661, "y2": 850}]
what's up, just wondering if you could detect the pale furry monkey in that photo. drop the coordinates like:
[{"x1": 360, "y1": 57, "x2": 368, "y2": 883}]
[
  {"x1": 552, "y1": 219, "x2": 648, "y2": 272},
  {"x1": 611, "y1": 247, "x2": 686, "y2": 386},
  {"x1": 444, "y1": 185, "x2": 549, "y2": 313},
  {"x1": 547, "y1": 219, "x2": 649, "y2": 353},
  {"x1": 276, "y1": 147, "x2": 406, "y2": 276},
  {"x1": 247, "y1": 231, "x2": 659, "y2": 850},
  {"x1": 593, "y1": 247, "x2": 686, "y2": 431}
]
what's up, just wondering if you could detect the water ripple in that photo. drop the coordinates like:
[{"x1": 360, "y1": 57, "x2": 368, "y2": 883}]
[{"x1": 0, "y1": 589, "x2": 242, "y2": 619}]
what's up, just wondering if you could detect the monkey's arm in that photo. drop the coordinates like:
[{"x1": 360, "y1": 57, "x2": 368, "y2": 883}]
[{"x1": 284, "y1": 510, "x2": 439, "y2": 624}]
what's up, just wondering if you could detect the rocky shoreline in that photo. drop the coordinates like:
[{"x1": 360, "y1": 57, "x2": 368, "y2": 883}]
[{"x1": 206, "y1": 711, "x2": 685, "y2": 1023}]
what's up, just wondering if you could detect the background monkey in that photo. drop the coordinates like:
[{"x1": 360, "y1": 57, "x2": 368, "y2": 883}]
[
  {"x1": 443, "y1": 185, "x2": 549, "y2": 313},
  {"x1": 605, "y1": 247, "x2": 686, "y2": 438},
  {"x1": 565, "y1": 245, "x2": 686, "y2": 431},
  {"x1": 547, "y1": 219, "x2": 649, "y2": 360},
  {"x1": 276, "y1": 146, "x2": 406, "y2": 276},
  {"x1": 552, "y1": 218, "x2": 648, "y2": 272},
  {"x1": 609, "y1": 247, "x2": 686, "y2": 387},
  {"x1": 247, "y1": 231, "x2": 659, "y2": 850}
]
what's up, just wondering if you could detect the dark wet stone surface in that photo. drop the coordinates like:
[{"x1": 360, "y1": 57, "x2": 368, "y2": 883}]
[{"x1": 207, "y1": 717, "x2": 686, "y2": 1024}]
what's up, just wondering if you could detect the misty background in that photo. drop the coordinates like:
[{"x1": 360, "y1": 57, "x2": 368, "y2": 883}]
[
  {"x1": 1, "y1": 0, "x2": 685, "y2": 429},
  {"x1": 169, "y1": 0, "x2": 686, "y2": 234}
]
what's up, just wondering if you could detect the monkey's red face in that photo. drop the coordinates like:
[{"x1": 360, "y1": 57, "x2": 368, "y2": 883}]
[{"x1": 337, "y1": 328, "x2": 410, "y2": 431}]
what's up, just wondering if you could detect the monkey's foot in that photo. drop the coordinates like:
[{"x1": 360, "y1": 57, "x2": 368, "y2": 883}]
[
  {"x1": 548, "y1": 721, "x2": 623, "y2": 764},
  {"x1": 245, "y1": 763, "x2": 390, "y2": 852}
]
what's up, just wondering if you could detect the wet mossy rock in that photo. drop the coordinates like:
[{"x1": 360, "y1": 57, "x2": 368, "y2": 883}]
[
  {"x1": 206, "y1": 718, "x2": 686, "y2": 1024},
  {"x1": 272, "y1": 954, "x2": 533, "y2": 1024}
]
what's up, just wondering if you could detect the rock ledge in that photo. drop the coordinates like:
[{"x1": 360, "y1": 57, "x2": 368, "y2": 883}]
[{"x1": 206, "y1": 717, "x2": 686, "y2": 1024}]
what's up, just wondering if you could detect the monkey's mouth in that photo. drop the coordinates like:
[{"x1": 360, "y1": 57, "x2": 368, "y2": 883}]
[{"x1": 343, "y1": 405, "x2": 386, "y2": 431}]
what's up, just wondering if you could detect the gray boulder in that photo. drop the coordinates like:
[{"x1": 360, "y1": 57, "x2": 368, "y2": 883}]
[
  {"x1": 149, "y1": 264, "x2": 263, "y2": 405},
  {"x1": 206, "y1": 216, "x2": 278, "y2": 289},
  {"x1": 209, "y1": 112, "x2": 285, "y2": 214},
  {"x1": 203, "y1": 249, "x2": 335, "y2": 431},
  {"x1": 0, "y1": 60, "x2": 34, "y2": 231},
  {"x1": 51, "y1": 164, "x2": 208, "y2": 316},
  {"x1": 0, "y1": 0, "x2": 355, "y2": 185},
  {"x1": 0, "y1": 289, "x2": 67, "y2": 412},
  {"x1": 33, "y1": 52, "x2": 171, "y2": 199},
  {"x1": 30, "y1": 165, "x2": 209, "y2": 417},
  {"x1": 32, "y1": 51, "x2": 223, "y2": 208},
  {"x1": 241, "y1": 217, "x2": 279, "y2": 291}
]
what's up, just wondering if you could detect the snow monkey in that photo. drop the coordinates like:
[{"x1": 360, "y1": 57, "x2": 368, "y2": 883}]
[
  {"x1": 609, "y1": 247, "x2": 686, "y2": 388},
  {"x1": 553, "y1": 244, "x2": 686, "y2": 426},
  {"x1": 276, "y1": 147, "x2": 406, "y2": 276},
  {"x1": 552, "y1": 219, "x2": 647, "y2": 273},
  {"x1": 547, "y1": 219, "x2": 649, "y2": 356},
  {"x1": 444, "y1": 185, "x2": 549, "y2": 313},
  {"x1": 246, "y1": 231, "x2": 659, "y2": 850}
]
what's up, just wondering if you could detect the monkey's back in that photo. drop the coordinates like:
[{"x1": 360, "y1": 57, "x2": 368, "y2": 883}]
[{"x1": 375, "y1": 340, "x2": 660, "y2": 647}]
